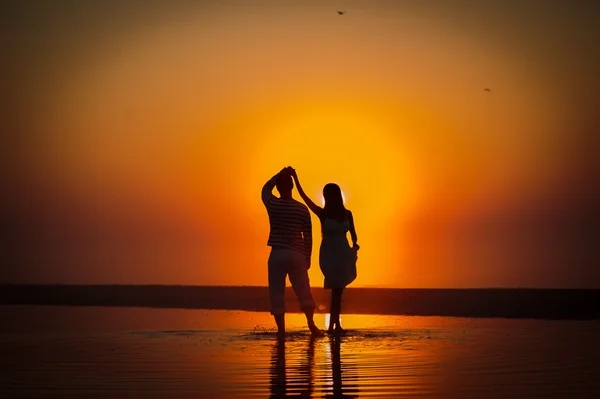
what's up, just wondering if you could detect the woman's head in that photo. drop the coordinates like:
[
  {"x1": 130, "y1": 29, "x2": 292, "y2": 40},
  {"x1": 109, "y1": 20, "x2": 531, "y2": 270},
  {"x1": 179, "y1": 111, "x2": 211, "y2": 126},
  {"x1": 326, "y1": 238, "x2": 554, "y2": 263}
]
[{"x1": 323, "y1": 183, "x2": 346, "y2": 215}]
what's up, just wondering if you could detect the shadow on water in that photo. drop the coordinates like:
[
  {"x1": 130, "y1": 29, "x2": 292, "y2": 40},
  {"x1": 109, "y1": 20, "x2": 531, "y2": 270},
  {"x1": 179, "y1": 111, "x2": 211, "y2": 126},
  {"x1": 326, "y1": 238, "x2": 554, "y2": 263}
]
[{"x1": 269, "y1": 335, "x2": 359, "y2": 398}]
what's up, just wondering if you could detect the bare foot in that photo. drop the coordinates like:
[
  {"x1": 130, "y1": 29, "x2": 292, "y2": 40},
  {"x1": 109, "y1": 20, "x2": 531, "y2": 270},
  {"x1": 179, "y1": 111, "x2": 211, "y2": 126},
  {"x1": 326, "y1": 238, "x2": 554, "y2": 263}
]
[
  {"x1": 309, "y1": 324, "x2": 324, "y2": 337},
  {"x1": 335, "y1": 327, "x2": 347, "y2": 336}
]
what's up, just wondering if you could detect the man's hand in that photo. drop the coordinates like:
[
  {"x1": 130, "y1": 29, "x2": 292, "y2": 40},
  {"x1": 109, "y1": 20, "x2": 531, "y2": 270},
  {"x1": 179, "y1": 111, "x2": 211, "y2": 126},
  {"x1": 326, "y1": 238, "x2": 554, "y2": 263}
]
[{"x1": 286, "y1": 166, "x2": 297, "y2": 178}]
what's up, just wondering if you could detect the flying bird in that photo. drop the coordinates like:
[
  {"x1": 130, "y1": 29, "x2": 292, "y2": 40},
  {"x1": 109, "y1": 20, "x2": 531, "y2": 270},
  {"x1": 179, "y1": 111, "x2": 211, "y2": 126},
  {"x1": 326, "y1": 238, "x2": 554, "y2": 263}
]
[
  {"x1": 484, "y1": 88, "x2": 491, "y2": 92},
  {"x1": 337, "y1": 10, "x2": 345, "y2": 15}
]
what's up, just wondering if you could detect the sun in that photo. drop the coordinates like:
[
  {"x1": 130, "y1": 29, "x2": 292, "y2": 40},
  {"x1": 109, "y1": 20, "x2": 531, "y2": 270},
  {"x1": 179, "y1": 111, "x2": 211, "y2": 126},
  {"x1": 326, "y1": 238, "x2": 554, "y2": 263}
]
[{"x1": 243, "y1": 101, "x2": 417, "y2": 286}]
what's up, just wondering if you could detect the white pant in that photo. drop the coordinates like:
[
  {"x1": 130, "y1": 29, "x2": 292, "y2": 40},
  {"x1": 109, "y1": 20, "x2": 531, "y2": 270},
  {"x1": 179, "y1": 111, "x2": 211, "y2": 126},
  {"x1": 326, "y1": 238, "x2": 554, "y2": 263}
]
[{"x1": 268, "y1": 248, "x2": 315, "y2": 315}]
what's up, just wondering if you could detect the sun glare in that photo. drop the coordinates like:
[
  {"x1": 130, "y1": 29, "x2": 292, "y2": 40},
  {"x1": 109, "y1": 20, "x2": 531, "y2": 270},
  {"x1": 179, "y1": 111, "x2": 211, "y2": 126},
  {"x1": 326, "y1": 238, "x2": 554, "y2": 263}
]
[
  {"x1": 246, "y1": 105, "x2": 414, "y2": 287},
  {"x1": 321, "y1": 190, "x2": 347, "y2": 207},
  {"x1": 324, "y1": 313, "x2": 343, "y2": 329}
]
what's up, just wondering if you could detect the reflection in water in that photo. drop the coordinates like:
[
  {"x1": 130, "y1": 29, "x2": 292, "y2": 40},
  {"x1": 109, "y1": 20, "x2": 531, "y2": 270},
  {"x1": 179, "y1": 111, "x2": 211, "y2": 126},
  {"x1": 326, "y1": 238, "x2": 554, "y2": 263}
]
[
  {"x1": 4, "y1": 308, "x2": 600, "y2": 398},
  {"x1": 269, "y1": 337, "x2": 315, "y2": 397},
  {"x1": 327, "y1": 336, "x2": 359, "y2": 398},
  {"x1": 269, "y1": 336, "x2": 359, "y2": 398},
  {"x1": 269, "y1": 339, "x2": 287, "y2": 397}
]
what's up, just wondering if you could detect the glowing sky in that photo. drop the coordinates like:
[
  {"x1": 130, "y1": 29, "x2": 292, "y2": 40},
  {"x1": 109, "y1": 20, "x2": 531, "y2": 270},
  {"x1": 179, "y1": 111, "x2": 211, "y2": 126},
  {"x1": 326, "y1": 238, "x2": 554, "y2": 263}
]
[{"x1": 3, "y1": 1, "x2": 599, "y2": 287}]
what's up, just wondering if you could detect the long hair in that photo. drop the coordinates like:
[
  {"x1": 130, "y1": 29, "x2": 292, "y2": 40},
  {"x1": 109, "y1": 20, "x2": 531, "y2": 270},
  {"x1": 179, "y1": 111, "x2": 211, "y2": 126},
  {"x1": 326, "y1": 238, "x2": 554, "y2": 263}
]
[{"x1": 322, "y1": 183, "x2": 347, "y2": 221}]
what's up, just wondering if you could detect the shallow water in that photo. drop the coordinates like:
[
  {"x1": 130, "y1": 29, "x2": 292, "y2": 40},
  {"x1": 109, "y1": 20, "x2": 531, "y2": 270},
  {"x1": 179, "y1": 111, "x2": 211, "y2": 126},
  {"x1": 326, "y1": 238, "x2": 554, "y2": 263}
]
[{"x1": 1, "y1": 306, "x2": 599, "y2": 398}]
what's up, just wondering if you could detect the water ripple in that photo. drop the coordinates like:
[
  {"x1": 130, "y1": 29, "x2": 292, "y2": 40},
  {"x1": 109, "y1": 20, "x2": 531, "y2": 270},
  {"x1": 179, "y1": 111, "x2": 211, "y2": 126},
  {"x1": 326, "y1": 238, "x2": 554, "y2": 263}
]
[{"x1": 1, "y1": 309, "x2": 600, "y2": 398}]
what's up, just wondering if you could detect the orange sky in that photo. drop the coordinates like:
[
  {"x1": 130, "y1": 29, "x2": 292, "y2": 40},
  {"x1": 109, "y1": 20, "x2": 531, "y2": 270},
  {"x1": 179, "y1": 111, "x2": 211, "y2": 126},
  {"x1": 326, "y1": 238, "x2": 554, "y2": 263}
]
[{"x1": 3, "y1": 1, "x2": 599, "y2": 287}]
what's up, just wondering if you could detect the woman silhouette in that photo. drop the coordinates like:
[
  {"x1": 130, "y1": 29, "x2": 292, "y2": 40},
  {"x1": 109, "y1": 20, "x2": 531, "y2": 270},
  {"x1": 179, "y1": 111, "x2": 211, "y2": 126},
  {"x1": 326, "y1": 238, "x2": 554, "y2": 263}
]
[{"x1": 288, "y1": 167, "x2": 359, "y2": 334}]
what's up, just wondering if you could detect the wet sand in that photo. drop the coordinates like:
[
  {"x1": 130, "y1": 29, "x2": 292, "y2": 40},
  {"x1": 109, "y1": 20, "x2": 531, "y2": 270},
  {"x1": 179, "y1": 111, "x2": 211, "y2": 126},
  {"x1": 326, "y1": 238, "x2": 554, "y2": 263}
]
[{"x1": 1, "y1": 306, "x2": 599, "y2": 398}]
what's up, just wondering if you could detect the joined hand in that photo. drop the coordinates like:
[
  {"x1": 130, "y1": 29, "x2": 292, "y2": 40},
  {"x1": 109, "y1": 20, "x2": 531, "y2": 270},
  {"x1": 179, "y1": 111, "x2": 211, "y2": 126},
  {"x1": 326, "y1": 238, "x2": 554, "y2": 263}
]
[
  {"x1": 285, "y1": 166, "x2": 297, "y2": 178},
  {"x1": 279, "y1": 167, "x2": 290, "y2": 176}
]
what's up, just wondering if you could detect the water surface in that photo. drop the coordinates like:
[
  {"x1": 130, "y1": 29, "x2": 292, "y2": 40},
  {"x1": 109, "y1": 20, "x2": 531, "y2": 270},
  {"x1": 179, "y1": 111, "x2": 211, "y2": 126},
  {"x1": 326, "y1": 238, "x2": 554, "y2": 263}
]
[{"x1": 1, "y1": 306, "x2": 599, "y2": 398}]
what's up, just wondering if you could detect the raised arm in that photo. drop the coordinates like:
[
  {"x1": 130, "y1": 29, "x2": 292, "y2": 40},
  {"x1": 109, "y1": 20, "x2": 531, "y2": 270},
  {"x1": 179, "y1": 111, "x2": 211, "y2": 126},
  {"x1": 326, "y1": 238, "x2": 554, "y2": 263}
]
[
  {"x1": 302, "y1": 209, "x2": 313, "y2": 268},
  {"x1": 262, "y1": 167, "x2": 288, "y2": 206},
  {"x1": 289, "y1": 168, "x2": 323, "y2": 217},
  {"x1": 348, "y1": 210, "x2": 359, "y2": 249}
]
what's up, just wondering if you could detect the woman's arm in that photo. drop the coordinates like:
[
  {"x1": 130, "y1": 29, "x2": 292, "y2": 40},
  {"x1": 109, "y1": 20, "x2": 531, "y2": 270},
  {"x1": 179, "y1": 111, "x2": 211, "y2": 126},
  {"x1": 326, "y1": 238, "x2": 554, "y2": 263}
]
[
  {"x1": 348, "y1": 210, "x2": 359, "y2": 249},
  {"x1": 289, "y1": 168, "x2": 324, "y2": 217}
]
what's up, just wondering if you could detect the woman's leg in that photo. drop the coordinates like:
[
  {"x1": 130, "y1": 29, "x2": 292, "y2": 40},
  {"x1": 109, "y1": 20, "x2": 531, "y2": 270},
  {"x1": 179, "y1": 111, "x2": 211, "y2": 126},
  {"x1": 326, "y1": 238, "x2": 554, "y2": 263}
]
[
  {"x1": 335, "y1": 288, "x2": 345, "y2": 332},
  {"x1": 329, "y1": 288, "x2": 343, "y2": 332},
  {"x1": 328, "y1": 290, "x2": 337, "y2": 332}
]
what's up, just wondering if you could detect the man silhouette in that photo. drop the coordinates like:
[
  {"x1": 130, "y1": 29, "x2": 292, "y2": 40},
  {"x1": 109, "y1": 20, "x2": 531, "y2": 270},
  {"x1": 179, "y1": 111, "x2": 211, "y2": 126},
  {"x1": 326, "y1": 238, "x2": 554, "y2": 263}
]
[{"x1": 262, "y1": 167, "x2": 322, "y2": 338}]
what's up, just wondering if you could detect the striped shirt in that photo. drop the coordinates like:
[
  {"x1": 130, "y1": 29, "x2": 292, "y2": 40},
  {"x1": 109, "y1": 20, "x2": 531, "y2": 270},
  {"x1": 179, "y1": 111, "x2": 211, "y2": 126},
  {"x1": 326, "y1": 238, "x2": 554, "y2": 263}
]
[{"x1": 262, "y1": 173, "x2": 312, "y2": 260}]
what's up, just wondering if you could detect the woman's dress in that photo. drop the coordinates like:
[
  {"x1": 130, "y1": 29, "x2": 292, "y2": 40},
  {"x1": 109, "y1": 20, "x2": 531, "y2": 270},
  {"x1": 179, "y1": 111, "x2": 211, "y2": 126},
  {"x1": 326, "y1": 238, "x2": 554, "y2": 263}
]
[{"x1": 319, "y1": 217, "x2": 358, "y2": 289}]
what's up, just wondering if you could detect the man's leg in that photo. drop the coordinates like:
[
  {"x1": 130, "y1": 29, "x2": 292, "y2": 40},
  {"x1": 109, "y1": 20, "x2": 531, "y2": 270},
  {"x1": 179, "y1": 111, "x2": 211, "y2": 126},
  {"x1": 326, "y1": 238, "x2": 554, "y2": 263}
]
[
  {"x1": 288, "y1": 251, "x2": 323, "y2": 336},
  {"x1": 268, "y1": 250, "x2": 287, "y2": 337},
  {"x1": 302, "y1": 307, "x2": 322, "y2": 336},
  {"x1": 274, "y1": 314, "x2": 285, "y2": 338}
]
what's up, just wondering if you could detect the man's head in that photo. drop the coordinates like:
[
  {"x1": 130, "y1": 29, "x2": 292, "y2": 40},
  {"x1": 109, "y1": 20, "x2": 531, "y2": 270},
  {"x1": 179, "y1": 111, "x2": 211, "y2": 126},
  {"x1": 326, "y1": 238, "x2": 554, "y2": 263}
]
[{"x1": 276, "y1": 173, "x2": 293, "y2": 196}]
